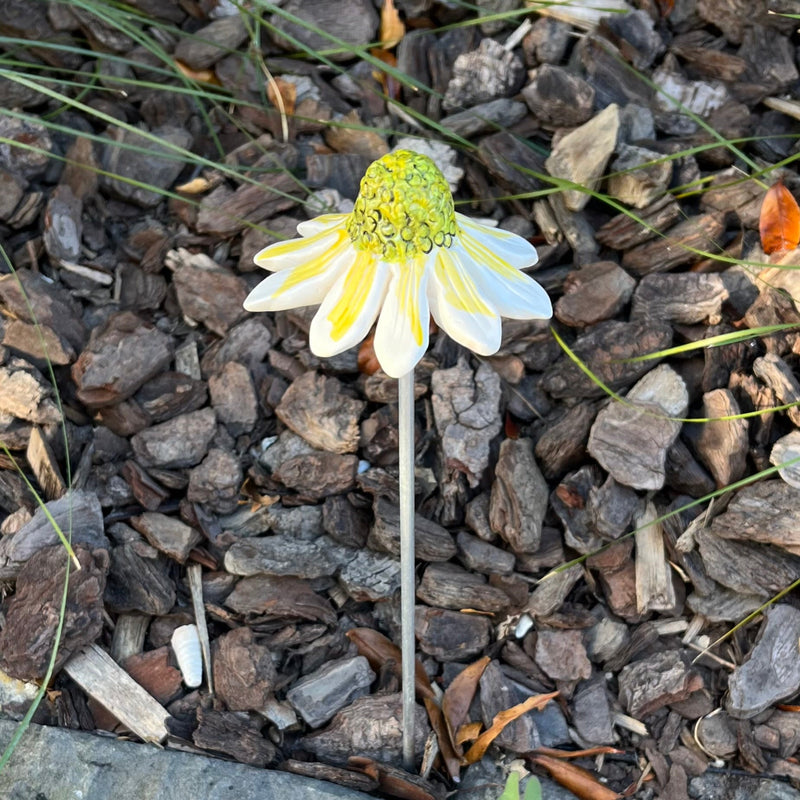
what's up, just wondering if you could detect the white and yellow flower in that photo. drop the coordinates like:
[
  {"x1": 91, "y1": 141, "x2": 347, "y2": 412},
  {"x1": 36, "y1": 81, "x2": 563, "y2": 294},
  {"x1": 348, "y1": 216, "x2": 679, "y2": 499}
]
[{"x1": 243, "y1": 150, "x2": 552, "y2": 378}]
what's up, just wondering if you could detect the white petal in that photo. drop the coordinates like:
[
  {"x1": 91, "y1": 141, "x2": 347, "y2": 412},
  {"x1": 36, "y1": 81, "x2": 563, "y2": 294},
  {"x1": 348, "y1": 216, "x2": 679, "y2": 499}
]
[
  {"x1": 451, "y1": 238, "x2": 552, "y2": 320},
  {"x1": 429, "y1": 249, "x2": 502, "y2": 355},
  {"x1": 297, "y1": 213, "x2": 349, "y2": 237},
  {"x1": 456, "y1": 213, "x2": 538, "y2": 270},
  {"x1": 254, "y1": 227, "x2": 347, "y2": 272},
  {"x1": 309, "y1": 251, "x2": 390, "y2": 358},
  {"x1": 374, "y1": 258, "x2": 430, "y2": 378},
  {"x1": 244, "y1": 240, "x2": 353, "y2": 312}
]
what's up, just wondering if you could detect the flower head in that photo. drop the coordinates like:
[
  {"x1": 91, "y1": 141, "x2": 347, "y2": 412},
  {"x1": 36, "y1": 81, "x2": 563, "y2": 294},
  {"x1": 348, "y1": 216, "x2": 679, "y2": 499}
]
[{"x1": 244, "y1": 150, "x2": 552, "y2": 378}]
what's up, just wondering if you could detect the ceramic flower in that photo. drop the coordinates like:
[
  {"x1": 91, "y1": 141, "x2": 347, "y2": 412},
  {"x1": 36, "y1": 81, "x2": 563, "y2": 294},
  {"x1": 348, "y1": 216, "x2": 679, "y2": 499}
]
[{"x1": 244, "y1": 150, "x2": 552, "y2": 378}]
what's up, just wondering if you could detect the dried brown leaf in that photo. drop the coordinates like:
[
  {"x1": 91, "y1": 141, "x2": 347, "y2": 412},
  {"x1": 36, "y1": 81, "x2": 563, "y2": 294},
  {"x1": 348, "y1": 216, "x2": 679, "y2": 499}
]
[
  {"x1": 422, "y1": 697, "x2": 461, "y2": 781},
  {"x1": 455, "y1": 720, "x2": 482, "y2": 747},
  {"x1": 380, "y1": 0, "x2": 405, "y2": 49},
  {"x1": 174, "y1": 60, "x2": 221, "y2": 85},
  {"x1": 267, "y1": 77, "x2": 297, "y2": 117},
  {"x1": 442, "y1": 655, "x2": 490, "y2": 755},
  {"x1": 529, "y1": 754, "x2": 621, "y2": 800},
  {"x1": 346, "y1": 627, "x2": 435, "y2": 701},
  {"x1": 348, "y1": 756, "x2": 439, "y2": 800},
  {"x1": 531, "y1": 745, "x2": 624, "y2": 759},
  {"x1": 175, "y1": 177, "x2": 213, "y2": 195},
  {"x1": 464, "y1": 691, "x2": 559, "y2": 764}
]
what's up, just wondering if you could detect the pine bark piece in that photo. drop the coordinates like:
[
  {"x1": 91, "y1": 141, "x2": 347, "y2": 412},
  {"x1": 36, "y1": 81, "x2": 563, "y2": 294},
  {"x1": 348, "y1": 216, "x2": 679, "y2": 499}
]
[
  {"x1": 43, "y1": 184, "x2": 82, "y2": 264},
  {"x1": 193, "y1": 707, "x2": 275, "y2": 767},
  {"x1": 0, "y1": 545, "x2": 107, "y2": 682},
  {"x1": 1, "y1": 319, "x2": 75, "y2": 365},
  {"x1": 25, "y1": 426, "x2": 65, "y2": 500},
  {"x1": 607, "y1": 143, "x2": 672, "y2": 209},
  {"x1": 555, "y1": 261, "x2": 636, "y2": 327},
  {"x1": 414, "y1": 606, "x2": 491, "y2": 662},
  {"x1": 133, "y1": 372, "x2": 207, "y2": 424},
  {"x1": 200, "y1": 317, "x2": 273, "y2": 378},
  {"x1": 369, "y1": 496, "x2": 456, "y2": 562},
  {"x1": 167, "y1": 249, "x2": 248, "y2": 336},
  {"x1": 631, "y1": 273, "x2": 728, "y2": 325},
  {"x1": 572, "y1": 679, "x2": 615, "y2": 745},
  {"x1": 301, "y1": 693, "x2": 429, "y2": 768},
  {"x1": 71, "y1": 311, "x2": 173, "y2": 410},
  {"x1": 337, "y1": 548, "x2": 401, "y2": 602},
  {"x1": 727, "y1": 605, "x2": 800, "y2": 719},
  {"x1": 276, "y1": 371, "x2": 366, "y2": 454},
  {"x1": 551, "y1": 465, "x2": 604, "y2": 555},
  {"x1": 621, "y1": 213, "x2": 726, "y2": 275},
  {"x1": 534, "y1": 630, "x2": 592, "y2": 683},
  {"x1": 595, "y1": 194, "x2": 683, "y2": 250},
  {"x1": 477, "y1": 132, "x2": 546, "y2": 196},
  {"x1": 634, "y1": 501, "x2": 677, "y2": 615},
  {"x1": 187, "y1": 448, "x2": 243, "y2": 514},
  {"x1": 121, "y1": 460, "x2": 168, "y2": 512},
  {"x1": 545, "y1": 103, "x2": 620, "y2": 211},
  {"x1": 224, "y1": 575, "x2": 337, "y2": 625},
  {"x1": 287, "y1": 655, "x2": 375, "y2": 728},
  {"x1": 416, "y1": 562, "x2": 511, "y2": 613},
  {"x1": 665, "y1": 438, "x2": 716, "y2": 497},
  {"x1": 272, "y1": 452, "x2": 358, "y2": 499},
  {"x1": 104, "y1": 542, "x2": 176, "y2": 615},
  {"x1": 213, "y1": 627, "x2": 277, "y2": 713},
  {"x1": 131, "y1": 407, "x2": 217, "y2": 469},
  {"x1": 431, "y1": 359, "x2": 502, "y2": 489},
  {"x1": 455, "y1": 531, "x2": 515, "y2": 575},
  {"x1": 479, "y1": 660, "x2": 539, "y2": 752},
  {"x1": 753, "y1": 353, "x2": 800, "y2": 428},
  {"x1": 541, "y1": 320, "x2": 672, "y2": 400},
  {"x1": 322, "y1": 495, "x2": 370, "y2": 549},
  {"x1": 588, "y1": 365, "x2": 688, "y2": 491},
  {"x1": 224, "y1": 534, "x2": 350, "y2": 579},
  {"x1": 618, "y1": 650, "x2": 702, "y2": 719},
  {"x1": 64, "y1": 644, "x2": 170, "y2": 743},
  {"x1": 0, "y1": 363, "x2": 61, "y2": 424},
  {"x1": 525, "y1": 564, "x2": 583, "y2": 618},
  {"x1": 771, "y1": 431, "x2": 800, "y2": 489},
  {"x1": 691, "y1": 389, "x2": 748, "y2": 488},
  {"x1": 535, "y1": 401, "x2": 598, "y2": 479},
  {"x1": 110, "y1": 613, "x2": 151, "y2": 664},
  {"x1": 489, "y1": 438, "x2": 548, "y2": 554},
  {"x1": 173, "y1": 15, "x2": 249, "y2": 69},
  {"x1": 522, "y1": 64, "x2": 595, "y2": 127},
  {"x1": 706, "y1": 480, "x2": 800, "y2": 555},
  {"x1": 208, "y1": 362, "x2": 258, "y2": 436},
  {"x1": 0, "y1": 489, "x2": 107, "y2": 575},
  {"x1": 695, "y1": 526, "x2": 800, "y2": 598},
  {"x1": 131, "y1": 512, "x2": 201, "y2": 564},
  {"x1": 123, "y1": 647, "x2": 183, "y2": 705}
]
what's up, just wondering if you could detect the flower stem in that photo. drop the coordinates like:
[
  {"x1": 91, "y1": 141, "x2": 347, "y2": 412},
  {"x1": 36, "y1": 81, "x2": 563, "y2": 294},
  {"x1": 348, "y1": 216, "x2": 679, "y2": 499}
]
[{"x1": 398, "y1": 369, "x2": 416, "y2": 771}]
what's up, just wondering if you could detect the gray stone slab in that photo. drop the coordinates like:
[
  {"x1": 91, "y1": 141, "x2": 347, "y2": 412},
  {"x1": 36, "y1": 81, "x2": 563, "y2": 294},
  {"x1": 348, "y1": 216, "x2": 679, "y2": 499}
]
[{"x1": 0, "y1": 718, "x2": 372, "y2": 800}]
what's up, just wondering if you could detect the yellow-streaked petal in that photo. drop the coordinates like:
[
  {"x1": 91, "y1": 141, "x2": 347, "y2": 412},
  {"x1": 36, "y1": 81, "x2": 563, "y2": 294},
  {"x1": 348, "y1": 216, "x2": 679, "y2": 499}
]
[
  {"x1": 456, "y1": 213, "x2": 538, "y2": 270},
  {"x1": 455, "y1": 237, "x2": 552, "y2": 320},
  {"x1": 374, "y1": 257, "x2": 430, "y2": 378},
  {"x1": 429, "y1": 249, "x2": 502, "y2": 355},
  {"x1": 309, "y1": 251, "x2": 390, "y2": 357},
  {"x1": 297, "y1": 213, "x2": 350, "y2": 237},
  {"x1": 243, "y1": 238, "x2": 353, "y2": 312},
  {"x1": 254, "y1": 227, "x2": 347, "y2": 272}
]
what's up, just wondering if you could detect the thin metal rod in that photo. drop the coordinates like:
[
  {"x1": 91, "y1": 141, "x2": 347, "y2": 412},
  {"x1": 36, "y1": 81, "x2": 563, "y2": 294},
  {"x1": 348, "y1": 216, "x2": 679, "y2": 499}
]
[{"x1": 398, "y1": 369, "x2": 416, "y2": 771}]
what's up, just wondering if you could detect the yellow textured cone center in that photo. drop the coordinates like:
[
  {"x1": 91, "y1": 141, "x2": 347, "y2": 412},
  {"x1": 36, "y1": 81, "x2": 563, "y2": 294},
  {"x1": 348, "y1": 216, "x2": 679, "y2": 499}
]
[{"x1": 346, "y1": 150, "x2": 457, "y2": 262}]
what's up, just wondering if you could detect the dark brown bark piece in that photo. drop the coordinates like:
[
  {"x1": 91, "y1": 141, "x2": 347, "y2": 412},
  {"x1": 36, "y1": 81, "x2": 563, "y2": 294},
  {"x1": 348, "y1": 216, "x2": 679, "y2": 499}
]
[
  {"x1": 534, "y1": 630, "x2": 592, "y2": 682},
  {"x1": 0, "y1": 545, "x2": 108, "y2": 681},
  {"x1": 369, "y1": 496, "x2": 456, "y2": 562},
  {"x1": 104, "y1": 541, "x2": 176, "y2": 615},
  {"x1": 121, "y1": 460, "x2": 169, "y2": 512},
  {"x1": 133, "y1": 372, "x2": 207, "y2": 424},
  {"x1": 631, "y1": 273, "x2": 728, "y2": 324},
  {"x1": 415, "y1": 606, "x2": 492, "y2": 662},
  {"x1": 276, "y1": 371, "x2": 366, "y2": 454},
  {"x1": 595, "y1": 194, "x2": 683, "y2": 250},
  {"x1": 284, "y1": 760, "x2": 379, "y2": 794},
  {"x1": 213, "y1": 627, "x2": 277, "y2": 713},
  {"x1": 522, "y1": 64, "x2": 595, "y2": 127},
  {"x1": 273, "y1": 452, "x2": 358, "y2": 499},
  {"x1": 193, "y1": 707, "x2": 275, "y2": 767},
  {"x1": 208, "y1": 362, "x2": 258, "y2": 436},
  {"x1": 690, "y1": 389, "x2": 748, "y2": 488},
  {"x1": 489, "y1": 438, "x2": 548, "y2": 554},
  {"x1": 71, "y1": 312, "x2": 172, "y2": 410},
  {"x1": 123, "y1": 646, "x2": 183, "y2": 705},
  {"x1": 534, "y1": 401, "x2": 598, "y2": 480},
  {"x1": 322, "y1": 495, "x2": 370, "y2": 549},
  {"x1": 416, "y1": 562, "x2": 511, "y2": 613},
  {"x1": 300, "y1": 693, "x2": 429, "y2": 768},
  {"x1": 479, "y1": 660, "x2": 539, "y2": 752},
  {"x1": 455, "y1": 531, "x2": 515, "y2": 575},
  {"x1": 186, "y1": 448, "x2": 243, "y2": 514},
  {"x1": 131, "y1": 512, "x2": 201, "y2": 564},
  {"x1": 131, "y1": 408, "x2": 217, "y2": 469},
  {"x1": 555, "y1": 261, "x2": 636, "y2": 327},
  {"x1": 224, "y1": 574, "x2": 337, "y2": 625},
  {"x1": 618, "y1": 650, "x2": 702, "y2": 719}
]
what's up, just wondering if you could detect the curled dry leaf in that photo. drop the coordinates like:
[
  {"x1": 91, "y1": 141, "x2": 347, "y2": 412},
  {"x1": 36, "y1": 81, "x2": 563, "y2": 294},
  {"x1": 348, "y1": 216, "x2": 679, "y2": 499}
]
[
  {"x1": 528, "y1": 754, "x2": 621, "y2": 800},
  {"x1": 531, "y1": 745, "x2": 624, "y2": 759},
  {"x1": 760, "y1": 179, "x2": 800, "y2": 255},
  {"x1": 464, "y1": 691, "x2": 559, "y2": 764},
  {"x1": 267, "y1": 77, "x2": 297, "y2": 117},
  {"x1": 174, "y1": 60, "x2": 221, "y2": 85},
  {"x1": 348, "y1": 756, "x2": 442, "y2": 800},
  {"x1": 358, "y1": 332, "x2": 381, "y2": 376},
  {"x1": 455, "y1": 720, "x2": 482, "y2": 748},
  {"x1": 422, "y1": 697, "x2": 461, "y2": 781},
  {"x1": 380, "y1": 0, "x2": 406, "y2": 49},
  {"x1": 175, "y1": 177, "x2": 213, "y2": 195},
  {"x1": 346, "y1": 627, "x2": 436, "y2": 701},
  {"x1": 442, "y1": 655, "x2": 490, "y2": 755}
]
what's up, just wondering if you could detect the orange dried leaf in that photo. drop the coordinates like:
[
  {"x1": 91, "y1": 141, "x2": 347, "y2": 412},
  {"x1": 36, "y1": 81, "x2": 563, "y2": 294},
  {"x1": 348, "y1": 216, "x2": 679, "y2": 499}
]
[
  {"x1": 349, "y1": 757, "x2": 438, "y2": 800},
  {"x1": 529, "y1": 754, "x2": 621, "y2": 800},
  {"x1": 442, "y1": 656, "x2": 490, "y2": 754},
  {"x1": 267, "y1": 77, "x2": 297, "y2": 117},
  {"x1": 357, "y1": 332, "x2": 381, "y2": 375},
  {"x1": 175, "y1": 176, "x2": 213, "y2": 195},
  {"x1": 532, "y1": 745, "x2": 624, "y2": 759},
  {"x1": 760, "y1": 180, "x2": 800, "y2": 255},
  {"x1": 380, "y1": 0, "x2": 406, "y2": 49},
  {"x1": 174, "y1": 59, "x2": 221, "y2": 85},
  {"x1": 422, "y1": 697, "x2": 462, "y2": 781},
  {"x1": 346, "y1": 628, "x2": 436, "y2": 700},
  {"x1": 455, "y1": 720, "x2": 483, "y2": 747},
  {"x1": 370, "y1": 48, "x2": 402, "y2": 101},
  {"x1": 464, "y1": 691, "x2": 559, "y2": 764}
]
